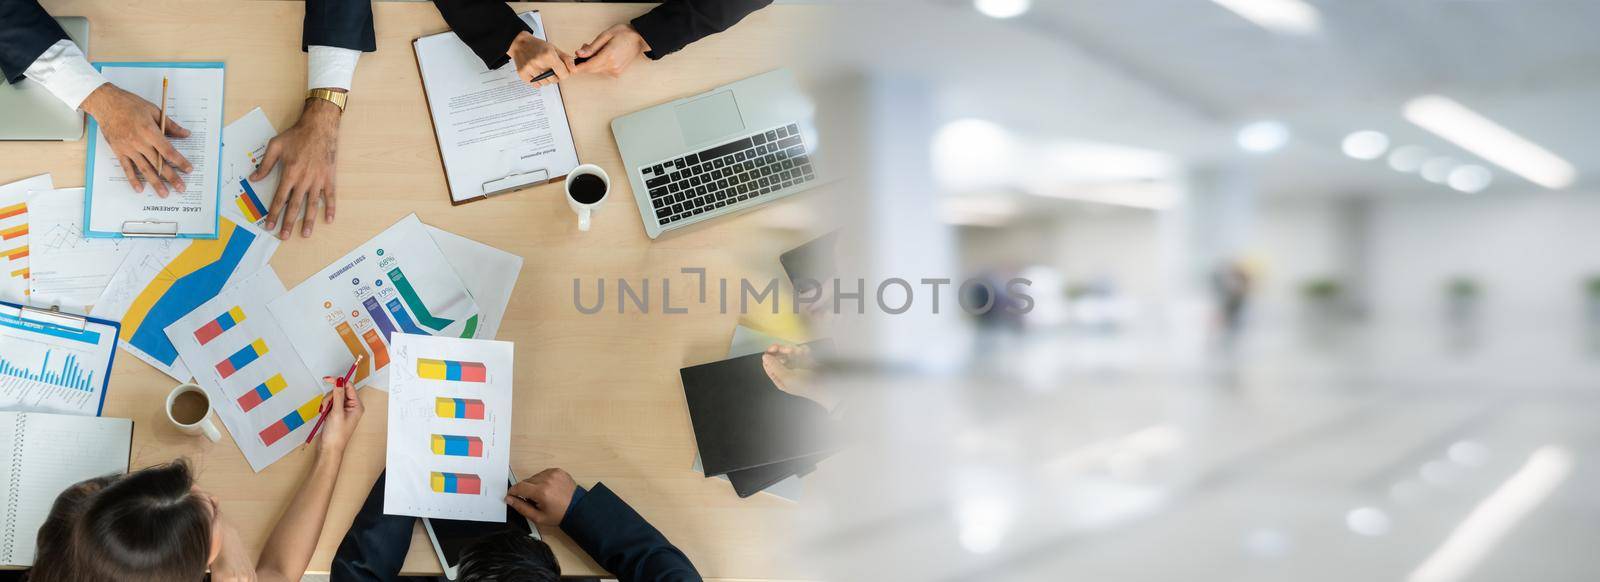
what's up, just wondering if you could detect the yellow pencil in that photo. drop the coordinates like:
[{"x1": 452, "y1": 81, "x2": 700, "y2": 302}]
[{"x1": 157, "y1": 76, "x2": 169, "y2": 171}]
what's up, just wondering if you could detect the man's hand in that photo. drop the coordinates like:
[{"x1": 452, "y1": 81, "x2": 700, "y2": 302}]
[
  {"x1": 314, "y1": 374, "x2": 364, "y2": 455},
  {"x1": 572, "y1": 23, "x2": 651, "y2": 79},
  {"x1": 507, "y1": 31, "x2": 571, "y2": 88},
  {"x1": 80, "y1": 83, "x2": 194, "y2": 197},
  {"x1": 252, "y1": 96, "x2": 342, "y2": 239},
  {"x1": 505, "y1": 468, "x2": 578, "y2": 526},
  {"x1": 764, "y1": 343, "x2": 840, "y2": 409}
]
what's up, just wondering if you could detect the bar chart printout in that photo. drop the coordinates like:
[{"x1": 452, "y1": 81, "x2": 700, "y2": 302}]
[
  {"x1": 0, "y1": 302, "x2": 117, "y2": 416},
  {"x1": 162, "y1": 267, "x2": 328, "y2": 472},
  {"x1": 385, "y1": 334, "x2": 513, "y2": 522}
]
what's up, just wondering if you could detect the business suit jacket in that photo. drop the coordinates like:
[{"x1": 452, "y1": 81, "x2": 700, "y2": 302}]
[
  {"x1": 1, "y1": 0, "x2": 374, "y2": 85},
  {"x1": 0, "y1": 0, "x2": 68, "y2": 83},
  {"x1": 304, "y1": 0, "x2": 377, "y2": 52},
  {"x1": 330, "y1": 473, "x2": 701, "y2": 582},
  {"x1": 433, "y1": 0, "x2": 773, "y2": 71}
]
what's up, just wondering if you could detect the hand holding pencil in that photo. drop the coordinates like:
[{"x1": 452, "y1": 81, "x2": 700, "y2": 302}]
[{"x1": 309, "y1": 364, "x2": 365, "y2": 454}]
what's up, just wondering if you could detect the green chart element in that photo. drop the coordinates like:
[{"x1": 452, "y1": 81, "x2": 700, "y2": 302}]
[
  {"x1": 387, "y1": 266, "x2": 455, "y2": 331},
  {"x1": 459, "y1": 315, "x2": 479, "y2": 339}
]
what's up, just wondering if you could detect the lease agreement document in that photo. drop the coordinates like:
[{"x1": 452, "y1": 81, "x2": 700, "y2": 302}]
[
  {"x1": 415, "y1": 11, "x2": 579, "y2": 203},
  {"x1": 86, "y1": 63, "x2": 224, "y2": 238}
]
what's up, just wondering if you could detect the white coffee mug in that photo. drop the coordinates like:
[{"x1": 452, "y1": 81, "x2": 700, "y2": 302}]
[
  {"x1": 166, "y1": 383, "x2": 222, "y2": 442},
  {"x1": 565, "y1": 164, "x2": 610, "y2": 232}
]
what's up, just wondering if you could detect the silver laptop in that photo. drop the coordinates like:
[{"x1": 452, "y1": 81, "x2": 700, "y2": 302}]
[
  {"x1": 612, "y1": 68, "x2": 823, "y2": 239},
  {"x1": 0, "y1": 17, "x2": 89, "y2": 141}
]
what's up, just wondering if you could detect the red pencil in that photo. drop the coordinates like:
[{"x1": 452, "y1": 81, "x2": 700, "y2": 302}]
[{"x1": 306, "y1": 355, "x2": 363, "y2": 444}]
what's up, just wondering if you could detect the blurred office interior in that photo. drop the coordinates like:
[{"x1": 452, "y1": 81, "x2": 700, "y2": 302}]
[{"x1": 795, "y1": 1, "x2": 1600, "y2": 580}]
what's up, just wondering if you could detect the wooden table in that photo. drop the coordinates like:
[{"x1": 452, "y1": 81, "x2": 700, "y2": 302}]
[{"x1": 3, "y1": 2, "x2": 828, "y2": 578}]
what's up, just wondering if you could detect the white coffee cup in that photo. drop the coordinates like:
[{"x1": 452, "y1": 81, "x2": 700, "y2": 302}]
[
  {"x1": 166, "y1": 383, "x2": 221, "y2": 442},
  {"x1": 565, "y1": 164, "x2": 610, "y2": 232}
]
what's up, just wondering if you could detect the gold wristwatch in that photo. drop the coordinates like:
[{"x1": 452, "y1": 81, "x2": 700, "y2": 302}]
[{"x1": 307, "y1": 88, "x2": 348, "y2": 111}]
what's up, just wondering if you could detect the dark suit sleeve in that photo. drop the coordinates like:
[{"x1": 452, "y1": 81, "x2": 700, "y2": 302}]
[
  {"x1": 560, "y1": 483, "x2": 703, "y2": 582},
  {"x1": 630, "y1": 0, "x2": 772, "y2": 60},
  {"x1": 330, "y1": 473, "x2": 418, "y2": 582},
  {"x1": 303, "y1": 0, "x2": 377, "y2": 52},
  {"x1": 431, "y1": 0, "x2": 531, "y2": 71},
  {"x1": 0, "y1": 0, "x2": 69, "y2": 83}
]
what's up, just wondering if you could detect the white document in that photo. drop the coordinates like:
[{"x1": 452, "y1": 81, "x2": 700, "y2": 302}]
[
  {"x1": 26, "y1": 188, "x2": 135, "y2": 312},
  {"x1": 427, "y1": 226, "x2": 522, "y2": 340},
  {"x1": 0, "y1": 412, "x2": 131, "y2": 566},
  {"x1": 164, "y1": 267, "x2": 328, "y2": 472},
  {"x1": 87, "y1": 64, "x2": 224, "y2": 237},
  {"x1": 269, "y1": 214, "x2": 481, "y2": 390},
  {"x1": 0, "y1": 174, "x2": 52, "y2": 303},
  {"x1": 0, "y1": 303, "x2": 118, "y2": 416},
  {"x1": 219, "y1": 108, "x2": 281, "y2": 229},
  {"x1": 384, "y1": 333, "x2": 513, "y2": 522},
  {"x1": 94, "y1": 216, "x2": 279, "y2": 382},
  {"x1": 415, "y1": 11, "x2": 579, "y2": 202}
]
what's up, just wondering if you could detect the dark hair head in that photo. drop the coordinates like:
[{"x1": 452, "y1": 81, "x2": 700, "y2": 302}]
[
  {"x1": 458, "y1": 530, "x2": 561, "y2": 582},
  {"x1": 28, "y1": 459, "x2": 215, "y2": 582}
]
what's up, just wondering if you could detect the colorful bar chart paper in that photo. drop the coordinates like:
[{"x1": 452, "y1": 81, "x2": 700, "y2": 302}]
[
  {"x1": 435, "y1": 397, "x2": 486, "y2": 420},
  {"x1": 417, "y1": 358, "x2": 486, "y2": 383},
  {"x1": 430, "y1": 434, "x2": 484, "y2": 457},
  {"x1": 193, "y1": 306, "x2": 246, "y2": 345},
  {"x1": 216, "y1": 339, "x2": 268, "y2": 379},
  {"x1": 430, "y1": 472, "x2": 482, "y2": 495},
  {"x1": 234, "y1": 179, "x2": 268, "y2": 223},
  {"x1": 258, "y1": 394, "x2": 325, "y2": 446},
  {"x1": 236, "y1": 373, "x2": 287, "y2": 412}
]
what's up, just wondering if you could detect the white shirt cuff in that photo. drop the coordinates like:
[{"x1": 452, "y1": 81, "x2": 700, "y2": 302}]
[
  {"x1": 23, "y1": 39, "x2": 107, "y2": 111},
  {"x1": 307, "y1": 45, "x2": 361, "y2": 91}
]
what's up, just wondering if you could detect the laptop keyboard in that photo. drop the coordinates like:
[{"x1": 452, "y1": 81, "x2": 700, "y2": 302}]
[{"x1": 641, "y1": 123, "x2": 816, "y2": 226}]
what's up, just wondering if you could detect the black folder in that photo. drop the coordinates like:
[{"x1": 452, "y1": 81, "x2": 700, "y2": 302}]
[{"x1": 681, "y1": 351, "x2": 839, "y2": 479}]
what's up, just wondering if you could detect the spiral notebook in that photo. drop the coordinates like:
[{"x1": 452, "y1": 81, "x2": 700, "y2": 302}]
[{"x1": 0, "y1": 411, "x2": 132, "y2": 566}]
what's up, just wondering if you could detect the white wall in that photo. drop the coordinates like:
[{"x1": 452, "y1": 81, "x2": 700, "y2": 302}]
[{"x1": 1367, "y1": 191, "x2": 1600, "y2": 327}]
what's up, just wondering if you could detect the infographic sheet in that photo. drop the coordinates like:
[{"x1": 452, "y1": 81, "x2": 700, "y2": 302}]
[{"x1": 268, "y1": 214, "x2": 480, "y2": 390}]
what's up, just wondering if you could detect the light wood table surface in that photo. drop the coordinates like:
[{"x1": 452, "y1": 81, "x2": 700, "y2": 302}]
[{"x1": 3, "y1": 1, "x2": 828, "y2": 578}]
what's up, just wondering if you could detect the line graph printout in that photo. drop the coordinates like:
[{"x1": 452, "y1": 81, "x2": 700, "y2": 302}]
[
  {"x1": 95, "y1": 216, "x2": 279, "y2": 381},
  {"x1": 384, "y1": 334, "x2": 511, "y2": 521},
  {"x1": 0, "y1": 302, "x2": 116, "y2": 416},
  {"x1": 163, "y1": 267, "x2": 326, "y2": 471},
  {"x1": 269, "y1": 214, "x2": 480, "y2": 390},
  {"x1": 24, "y1": 188, "x2": 135, "y2": 312}
]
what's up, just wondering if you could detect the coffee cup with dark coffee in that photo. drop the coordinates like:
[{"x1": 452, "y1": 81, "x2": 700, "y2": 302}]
[
  {"x1": 565, "y1": 164, "x2": 610, "y2": 232},
  {"x1": 166, "y1": 383, "x2": 221, "y2": 441}
]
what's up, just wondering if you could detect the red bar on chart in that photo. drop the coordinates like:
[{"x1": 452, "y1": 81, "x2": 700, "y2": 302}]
[{"x1": 194, "y1": 306, "x2": 246, "y2": 345}]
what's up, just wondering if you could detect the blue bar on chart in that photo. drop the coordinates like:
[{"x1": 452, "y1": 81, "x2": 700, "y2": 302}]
[{"x1": 0, "y1": 349, "x2": 96, "y2": 392}]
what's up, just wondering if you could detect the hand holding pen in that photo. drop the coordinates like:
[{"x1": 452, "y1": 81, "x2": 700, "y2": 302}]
[{"x1": 307, "y1": 355, "x2": 364, "y2": 451}]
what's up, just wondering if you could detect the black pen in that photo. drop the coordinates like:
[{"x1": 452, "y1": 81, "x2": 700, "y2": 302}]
[{"x1": 530, "y1": 56, "x2": 590, "y2": 84}]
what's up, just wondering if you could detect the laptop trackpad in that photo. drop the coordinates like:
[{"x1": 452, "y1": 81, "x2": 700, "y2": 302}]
[{"x1": 676, "y1": 91, "x2": 745, "y2": 148}]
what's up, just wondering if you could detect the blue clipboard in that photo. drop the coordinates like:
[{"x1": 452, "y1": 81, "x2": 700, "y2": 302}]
[
  {"x1": 0, "y1": 301, "x2": 121, "y2": 416},
  {"x1": 84, "y1": 61, "x2": 225, "y2": 240}
]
